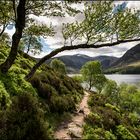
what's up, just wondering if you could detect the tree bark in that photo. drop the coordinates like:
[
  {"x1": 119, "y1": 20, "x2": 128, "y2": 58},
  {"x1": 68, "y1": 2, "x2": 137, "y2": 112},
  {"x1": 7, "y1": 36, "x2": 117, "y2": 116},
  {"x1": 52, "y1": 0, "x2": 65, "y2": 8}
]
[
  {"x1": 0, "y1": 0, "x2": 26, "y2": 73},
  {"x1": 26, "y1": 35, "x2": 32, "y2": 54},
  {"x1": 88, "y1": 79, "x2": 92, "y2": 91},
  {"x1": 25, "y1": 37, "x2": 140, "y2": 80}
]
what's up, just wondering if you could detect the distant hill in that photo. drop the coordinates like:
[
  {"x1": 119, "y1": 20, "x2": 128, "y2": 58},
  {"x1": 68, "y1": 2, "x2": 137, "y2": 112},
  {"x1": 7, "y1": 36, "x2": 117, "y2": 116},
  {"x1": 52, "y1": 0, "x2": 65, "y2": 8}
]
[
  {"x1": 46, "y1": 54, "x2": 118, "y2": 73},
  {"x1": 105, "y1": 43, "x2": 140, "y2": 74}
]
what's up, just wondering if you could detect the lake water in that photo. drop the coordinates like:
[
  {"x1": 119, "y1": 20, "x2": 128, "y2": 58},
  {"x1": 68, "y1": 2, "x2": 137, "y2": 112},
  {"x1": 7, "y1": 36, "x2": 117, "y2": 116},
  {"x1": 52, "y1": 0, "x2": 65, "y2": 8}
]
[
  {"x1": 68, "y1": 74, "x2": 140, "y2": 87},
  {"x1": 105, "y1": 74, "x2": 140, "y2": 86}
]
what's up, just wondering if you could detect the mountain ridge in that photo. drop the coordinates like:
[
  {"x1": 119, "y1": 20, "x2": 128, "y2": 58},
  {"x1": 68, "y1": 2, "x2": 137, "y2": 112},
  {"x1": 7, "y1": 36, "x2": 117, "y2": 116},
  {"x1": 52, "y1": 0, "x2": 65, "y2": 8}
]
[
  {"x1": 46, "y1": 54, "x2": 119, "y2": 73},
  {"x1": 105, "y1": 43, "x2": 140, "y2": 74}
]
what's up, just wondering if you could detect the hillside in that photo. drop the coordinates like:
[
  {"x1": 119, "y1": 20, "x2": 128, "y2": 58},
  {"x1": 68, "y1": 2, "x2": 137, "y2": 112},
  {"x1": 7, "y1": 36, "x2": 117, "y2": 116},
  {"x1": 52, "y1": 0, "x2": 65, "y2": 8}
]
[
  {"x1": 106, "y1": 43, "x2": 140, "y2": 74},
  {"x1": 111, "y1": 43, "x2": 140, "y2": 67},
  {"x1": 0, "y1": 45, "x2": 84, "y2": 140},
  {"x1": 46, "y1": 54, "x2": 118, "y2": 73},
  {"x1": 0, "y1": 45, "x2": 140, "y2": 140}
]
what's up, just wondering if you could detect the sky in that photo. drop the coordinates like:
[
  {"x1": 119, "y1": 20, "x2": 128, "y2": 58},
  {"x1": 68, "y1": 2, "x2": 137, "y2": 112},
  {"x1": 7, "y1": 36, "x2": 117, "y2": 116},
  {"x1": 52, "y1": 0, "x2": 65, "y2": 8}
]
[{"x1": 5, "y1": 1, "x2": 140, "y2": 58}]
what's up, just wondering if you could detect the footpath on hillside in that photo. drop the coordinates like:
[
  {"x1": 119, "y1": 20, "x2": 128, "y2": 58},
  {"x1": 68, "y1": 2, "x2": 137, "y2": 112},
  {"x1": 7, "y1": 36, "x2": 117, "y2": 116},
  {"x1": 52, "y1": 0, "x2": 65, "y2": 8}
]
[{"x1": 54, "y1": 91, "x2": 90, "y2": 139}]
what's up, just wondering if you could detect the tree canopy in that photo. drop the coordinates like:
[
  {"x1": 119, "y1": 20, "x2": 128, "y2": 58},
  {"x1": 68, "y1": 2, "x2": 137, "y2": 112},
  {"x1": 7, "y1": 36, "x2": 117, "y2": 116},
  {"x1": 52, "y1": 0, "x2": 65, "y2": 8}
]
[
  {"x1": 80, "y1": 61, "x2": 106, "y2": 91},
  {"x1": 0, "y1": 1, "x2": 140, "y2": 79},
  {"x1": 50, "y1": 59, "x2": 66, "y2": 74}
]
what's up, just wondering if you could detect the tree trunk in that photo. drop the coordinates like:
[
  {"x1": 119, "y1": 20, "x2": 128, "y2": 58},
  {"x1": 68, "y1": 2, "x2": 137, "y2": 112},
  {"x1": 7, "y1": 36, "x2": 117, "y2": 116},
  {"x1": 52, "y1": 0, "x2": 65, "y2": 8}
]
[
  {"x1": 88, "y1": 78, "x2": 92, "y2": 91},
  {"x1": 26, "y1": 35, "x2": 32, "y2": 54},
  {"x1": 0, "y1": 0, "x2": 26, "y2": 73}
]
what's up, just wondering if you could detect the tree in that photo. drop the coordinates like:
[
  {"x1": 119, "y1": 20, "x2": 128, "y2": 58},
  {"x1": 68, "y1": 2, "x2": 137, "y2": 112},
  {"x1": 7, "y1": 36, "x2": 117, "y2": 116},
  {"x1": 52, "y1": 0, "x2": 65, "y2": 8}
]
[
  {"x1": 80, "y1": 61, "x2": 106, "y2": 91},
  {"x1": 0, "y1": 1, "x2": 13, "y2": 36},
  {"x1": 25, "y1": 1, "x2": 140, "y2": 80},
  {"x1": 0, "y1": 0, "x2": 81, "y2": 74},
  {"x1": 50, "y1": 59, "x2": 66, "y2": 74},
  {"x1": 0, "y1": 0, "x2": 26, "y2": 73},
  {"x1": 62, "y1": 22, "x2": 82, "y2": 46},
  {"x1": 101, "y1": 80, "x2": 120, "y2": 105},
  {"x1": 22, "y1": 22, "x2": 55, "y2": 54},
  {"x1": 0, "y1": 1, "x2": 140, "y2": 77}
]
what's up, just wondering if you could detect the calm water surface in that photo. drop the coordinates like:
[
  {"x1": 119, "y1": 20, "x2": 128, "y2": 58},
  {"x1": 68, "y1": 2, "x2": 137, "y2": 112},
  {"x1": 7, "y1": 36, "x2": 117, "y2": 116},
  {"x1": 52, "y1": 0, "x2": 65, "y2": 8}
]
[
  {"x1": 105, "y1": 74, "x2": 140, "y2": 86},
  {"x1": 69, "y1": 74, "x2": 140, "y2": 87}
]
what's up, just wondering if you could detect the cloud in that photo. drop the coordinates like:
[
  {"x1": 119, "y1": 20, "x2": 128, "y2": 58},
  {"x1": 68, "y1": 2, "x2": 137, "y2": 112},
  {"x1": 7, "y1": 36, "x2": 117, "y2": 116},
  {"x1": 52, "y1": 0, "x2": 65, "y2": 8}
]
[
  {"x1": 127, "y1": 1, "x2": 140, "y2": 9},
  {"x1": 4, "y1": 1, "x2": 140, "y2": 59}
]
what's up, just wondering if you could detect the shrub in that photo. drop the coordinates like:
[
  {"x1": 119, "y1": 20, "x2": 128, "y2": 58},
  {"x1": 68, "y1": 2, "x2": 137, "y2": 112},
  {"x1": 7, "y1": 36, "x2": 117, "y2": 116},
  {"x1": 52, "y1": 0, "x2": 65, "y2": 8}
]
[
  {"x1": 105, "y1": 103, "x2": 120, "y2": 113},
  {"x1": 94, "y1": 106, "x2": 121, "y2": 130},
  {"x1": 115, "y1": 125, "x2": 137, "y2": 140},
  {"x1": 84, "y1": 112, "x2": 103, "y2": 128},
  {"x1": 128, "y1": 112, "x2": 140, "y2": 127},
  {"x1": 0, "y1": 93, "x2": 53, "y2": 140},
  {"x1": 83, "y1": 125, "x2": 116, "y2": 140},
  {"x1": 0, "y1": 72, "x2": 36, "y2": 96},
  {"x1": 105, "y1": 131, "x2": 117, "y2": 140},
  {"x1": 49, "y1": 94, "x2": 76, "y2": 113},
  {"x1": 0, "y1": 81, "x2": 11, "y2": 109},
  {"x1": 88, "y1": 94, "x2": 108, "y2": 107}
]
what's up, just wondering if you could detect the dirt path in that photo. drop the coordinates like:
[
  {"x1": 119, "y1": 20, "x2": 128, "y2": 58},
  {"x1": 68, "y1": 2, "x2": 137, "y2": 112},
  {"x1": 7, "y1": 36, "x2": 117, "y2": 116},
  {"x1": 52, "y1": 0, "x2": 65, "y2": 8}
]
[{"x1": 54, "y1": 91, "x2": 90, "y2": 139}]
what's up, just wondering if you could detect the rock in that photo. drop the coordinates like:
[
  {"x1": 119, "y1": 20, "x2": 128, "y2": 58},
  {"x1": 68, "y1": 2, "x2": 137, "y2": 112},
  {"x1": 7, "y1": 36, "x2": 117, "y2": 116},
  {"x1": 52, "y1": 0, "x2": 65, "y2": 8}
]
[
  {"x1": 68, "y1": 122, "x2": 76, "y2": 128},
  {"x1": 75, "y1": 121, "x2": 83, "y2": 127},
  {"x1": 68, "y1": 127, "x2": 83, "y2": 138},
  {"x1": 78, "y1": 108, "x2": 84, "y2": 114}
]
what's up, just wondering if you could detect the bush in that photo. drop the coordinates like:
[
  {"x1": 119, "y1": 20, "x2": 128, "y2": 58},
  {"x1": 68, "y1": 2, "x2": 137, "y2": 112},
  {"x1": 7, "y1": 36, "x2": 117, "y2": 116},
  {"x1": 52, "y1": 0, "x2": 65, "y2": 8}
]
[
  {"x1": 83, "y1": 125, "x2": 116, "y2": 140},
  {"x1": 115, "y1": 125, "x2": 137, "y2": 140},
  {"x1": 84, "y1": 113, "x2": 103, "y2": 128},
  {"x1": 128, "y1": 112, "x2": 140, "y2": 127},
  {"x1": 105, "y1": 103, "x2": 120, "y2": 113},
  {"x1": 119, "y1": 84, "x2": 140, "y2": 113},
  {"x1": 49, "y1": 94, "x2": 75, "y2": 113},
  {"x1": 0, "y1": 72, "x2": 36, "y2": 96},
  {"x1": 0, "y1": 81, "x2": 11, "y2": 109},
  {"x1": 92, "y1": 106, "x2": 121, "y2": 130},
  {"x1": 30, "y1": 74, "x2": 58, "y2": 99},
  {"x1": 88, "y1": 94, "x2": 108, "y2": 107},
  {"x1": 0, "y1": 93, "x2": 53, "y2": 140}
]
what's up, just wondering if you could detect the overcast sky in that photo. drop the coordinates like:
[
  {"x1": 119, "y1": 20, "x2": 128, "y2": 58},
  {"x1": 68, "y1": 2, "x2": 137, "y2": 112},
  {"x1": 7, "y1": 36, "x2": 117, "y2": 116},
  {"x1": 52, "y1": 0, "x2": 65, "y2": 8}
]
[{"x1": 5, "y1": 1, "x2": 140, "y2": 58}]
